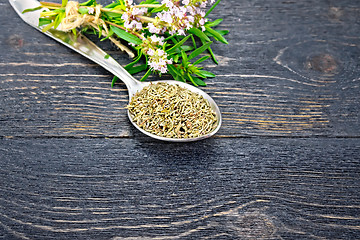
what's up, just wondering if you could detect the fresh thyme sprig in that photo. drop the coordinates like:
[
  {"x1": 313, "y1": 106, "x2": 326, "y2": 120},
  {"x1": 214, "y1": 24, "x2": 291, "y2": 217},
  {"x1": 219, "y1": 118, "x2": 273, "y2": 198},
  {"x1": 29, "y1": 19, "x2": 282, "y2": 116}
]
[{"x1": 24, "y1": 0, "x2": 228, "y2": 86}]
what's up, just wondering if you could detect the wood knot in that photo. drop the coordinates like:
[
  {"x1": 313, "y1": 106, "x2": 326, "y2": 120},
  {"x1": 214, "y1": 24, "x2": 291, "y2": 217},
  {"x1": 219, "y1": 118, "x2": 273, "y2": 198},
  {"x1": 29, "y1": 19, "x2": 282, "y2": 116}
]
[
  {"x1": 7, "y1": 34, "x2": 24, "y2": 49},
  {"x1": 228, "y1": 211, "x2": 276, "y2": 239},
  {"x1": 328, "y1": 7, "x2": 343, "y2": 21},
  {"x1": 306, "y1": 54, "x2": 338, "y2": 74}
]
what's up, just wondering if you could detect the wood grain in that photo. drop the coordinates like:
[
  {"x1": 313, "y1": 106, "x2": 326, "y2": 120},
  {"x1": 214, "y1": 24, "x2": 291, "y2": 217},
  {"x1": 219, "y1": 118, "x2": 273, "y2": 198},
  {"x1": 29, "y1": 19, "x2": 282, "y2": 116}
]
[
  {"x1": 1, "y1": 138, "x2": 360, "y2": 239},
  {"x1": 1, "y1": 0, "x2": 360, "y2": 239},
  {"x1": 1, "y1": 0, "x2": 359, "y2": 138}
]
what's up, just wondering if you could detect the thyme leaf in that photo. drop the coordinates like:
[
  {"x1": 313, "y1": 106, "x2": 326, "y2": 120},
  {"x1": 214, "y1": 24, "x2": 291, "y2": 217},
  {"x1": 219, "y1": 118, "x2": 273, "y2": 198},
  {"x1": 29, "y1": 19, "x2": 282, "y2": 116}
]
[{"x1": 23, "y1": 0, "x2": 229, "y2": 86}]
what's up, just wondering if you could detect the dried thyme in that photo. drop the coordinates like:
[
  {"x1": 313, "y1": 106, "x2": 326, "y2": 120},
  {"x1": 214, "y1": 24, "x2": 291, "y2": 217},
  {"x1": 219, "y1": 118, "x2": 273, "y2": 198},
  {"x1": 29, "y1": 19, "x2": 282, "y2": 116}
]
[{"x1": 127, "y1": 82, "x2": 218, "y2": 138}]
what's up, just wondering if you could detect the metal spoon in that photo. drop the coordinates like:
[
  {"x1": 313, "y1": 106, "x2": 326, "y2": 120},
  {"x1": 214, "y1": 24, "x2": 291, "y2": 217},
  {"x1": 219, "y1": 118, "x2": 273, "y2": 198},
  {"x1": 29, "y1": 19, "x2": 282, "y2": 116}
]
[{"x1": 9, "y1": 0, "x2": 222, "y2": 142}]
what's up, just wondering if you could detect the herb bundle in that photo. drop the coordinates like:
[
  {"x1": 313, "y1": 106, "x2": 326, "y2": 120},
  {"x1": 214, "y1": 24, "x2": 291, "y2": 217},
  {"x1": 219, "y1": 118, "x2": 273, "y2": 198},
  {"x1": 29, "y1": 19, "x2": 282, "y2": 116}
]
[
  {"x1": 127, "y1": 82, "x2": 218, "y2": 138},
  {"x1": 24, "y1": 0, "x2": 228, "y2": 86}
]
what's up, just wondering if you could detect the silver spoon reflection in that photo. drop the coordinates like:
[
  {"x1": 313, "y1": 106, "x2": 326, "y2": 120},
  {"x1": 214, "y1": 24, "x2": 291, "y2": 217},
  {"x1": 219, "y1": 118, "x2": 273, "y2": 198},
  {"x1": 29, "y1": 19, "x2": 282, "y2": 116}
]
[{"x1": 10, "y1": 0, "x2": 222, "y2": 142}]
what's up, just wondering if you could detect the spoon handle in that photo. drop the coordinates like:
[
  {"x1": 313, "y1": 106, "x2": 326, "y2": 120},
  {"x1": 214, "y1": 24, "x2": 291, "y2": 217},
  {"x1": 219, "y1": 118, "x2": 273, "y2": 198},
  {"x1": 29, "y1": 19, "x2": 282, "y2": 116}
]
[{"x1": 9, "y1": 0, "x2": 142, "y2": 93}]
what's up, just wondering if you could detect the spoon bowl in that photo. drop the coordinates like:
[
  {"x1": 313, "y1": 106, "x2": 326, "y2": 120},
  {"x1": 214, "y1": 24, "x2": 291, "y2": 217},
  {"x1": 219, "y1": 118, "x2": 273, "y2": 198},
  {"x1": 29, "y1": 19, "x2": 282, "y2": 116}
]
[
  {"x1": 10, "y1": 0, "x2": 222, "y2": 142},
  {"x1": 127, "y1": 80, "x2": 221, "y2": 142}
]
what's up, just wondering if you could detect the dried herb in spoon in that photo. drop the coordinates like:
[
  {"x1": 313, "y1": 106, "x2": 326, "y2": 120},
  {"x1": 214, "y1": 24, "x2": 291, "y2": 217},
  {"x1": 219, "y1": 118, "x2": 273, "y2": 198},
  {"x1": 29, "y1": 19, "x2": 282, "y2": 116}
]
[{"x1": 127, "y1": 82, "x2": 217, "y2": 138}]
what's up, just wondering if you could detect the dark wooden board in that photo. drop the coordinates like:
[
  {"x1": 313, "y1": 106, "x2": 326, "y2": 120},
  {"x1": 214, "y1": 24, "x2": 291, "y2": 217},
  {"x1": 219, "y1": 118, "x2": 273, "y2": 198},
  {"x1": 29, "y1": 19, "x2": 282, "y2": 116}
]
[
  {"x1": 1, "y1": 0, "x2": 359, "y2": 138},
  {"x1": 1, "y1": 0, "x2": 360, "y2": 239},
  {"x1": 1, "y1": 138, "x2": 360, "y2": 239}
]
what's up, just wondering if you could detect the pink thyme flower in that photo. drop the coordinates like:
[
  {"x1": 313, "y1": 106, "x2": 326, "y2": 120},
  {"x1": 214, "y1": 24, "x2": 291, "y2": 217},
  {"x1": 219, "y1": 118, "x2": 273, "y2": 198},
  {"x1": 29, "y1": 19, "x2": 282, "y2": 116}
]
[
  {"x1": 148, "y1": 23, "x2": 160, "y2": 34},
  {"x1": 135, "y1": 21, "x2": 143, "y2": 30},
  {"x1": 88, "y1": 7, "x2": 94, "y2": 14},
  {"x1": 182, "y1": 0, "x2": 190, "y2": 5},
  {"x1": 121, "y1": 2, "x2": 148, "y2": 33},
  {"x1": 157, "y1": 11, "x2": 173, "y2": 24},
  {"x1": 187, "y1": 6, "x2": 195, "y2": 15},
  {"x1": 147, "y1": 48, "x2": 155, "y2": 56},
  {"x1": 162, "y1": 0, "x2": 174, "y2": 8},
  {"x1": 152, "y1": 0, "x2": 216, "y2": 36},
  {"x1": 150, "y1": 35, "x2": 165, "y2": 45},
  {"x1": 177, "y1": 29, "x2": 185, "y2": 35},
  {"x1": 121, "y1": 13, "x2": 129, "y2": 21},
  {"x1": 148, "y1": 49, "x2": 172, "y2": 73}
]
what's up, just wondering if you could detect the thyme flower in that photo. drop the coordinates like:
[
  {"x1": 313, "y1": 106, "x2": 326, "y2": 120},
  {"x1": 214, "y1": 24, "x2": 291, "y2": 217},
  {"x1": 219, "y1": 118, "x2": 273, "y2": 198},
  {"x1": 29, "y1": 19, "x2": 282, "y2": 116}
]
[{"x1": 24, "y1": 0, "x2": 229, "y2": 86}]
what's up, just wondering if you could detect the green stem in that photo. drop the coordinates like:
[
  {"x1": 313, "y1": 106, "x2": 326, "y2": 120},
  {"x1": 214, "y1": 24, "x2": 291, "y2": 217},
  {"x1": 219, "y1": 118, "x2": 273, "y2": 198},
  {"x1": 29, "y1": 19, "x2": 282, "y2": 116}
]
[
  {"x1": 137, "y1": 15, "x2": 157, "y2": 23},
  {"x1": 40, "y1": 11, "x2": 58, "y2": 17},
  {"x1": 133, "y1": 4, "x2": 162, "y2": 8},
  {"x1": 101, "y1": 8, "x2": 125, "y2": 14},
  {"x1": 137, "y1": 15, "x2": 170, "y2": 27},
  {"x1": 105, "y1": 20, "x2": 145, "y2": 40},
  {"x1": 205, "y1": 0, "x2": 221, "y2": 18},
  {"x1": 40, "y1": 5, "x2": 62, "y2": 10},
  {"x1": 42, "y1": 21, "x2": 55, "y2": 32},
  {"x1": 40, "y1": 1, "x2": 62, "y2": 7}
]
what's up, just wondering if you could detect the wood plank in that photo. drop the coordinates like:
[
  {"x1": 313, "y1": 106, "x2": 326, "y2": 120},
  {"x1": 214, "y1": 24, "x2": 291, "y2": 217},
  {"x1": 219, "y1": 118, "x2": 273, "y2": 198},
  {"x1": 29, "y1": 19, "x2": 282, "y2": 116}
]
[
  {"x1": 1, "y1": 0, "x2": 359, "y2": 138},
  {"x1": 1, "y1": 138, "x2": 359, "y2": 239},
  {"x1": 1, "y1": 1, "x2": 359, "y2": 239}
]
